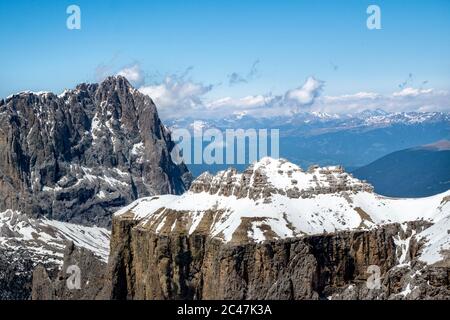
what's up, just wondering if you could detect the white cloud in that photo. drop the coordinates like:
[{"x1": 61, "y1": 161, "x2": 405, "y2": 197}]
[
  {"x1": 134, "y1": 68, "x2": 448, "y2": 119},
  {"x1": 117, "y1": 64, "x2": 145, "y2": 86},
  {"x1": 324, "y1": 92, "x2": 380, "y2": 102},
  {"x1": 207, "y1": 94, "x2": 274, "y2": 110},
  {"x1": 315, "y1": 87, "x2": 449, "y2": 114},
  {"x1": 392, "y1": 87, "x2": 433, "y2": 97},
  {"x1": 138, "y1": 74, "x2": 213, "y2": 115},
  {"x1": 285, "y1": 76, "x2": 324, "y2": 107},
  {"x1": 199, "y1": 77, "x2": 325, "y2": 118}
]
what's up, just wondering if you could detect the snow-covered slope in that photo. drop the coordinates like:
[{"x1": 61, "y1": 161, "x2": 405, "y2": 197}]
[
  {"x1": 115, "y1": 157, "x2": 450, "y2": 264},
  {"x1": 0, "y1": 210, "x2": 110, "y2": 263},
  {"x1": 416, "y1": 212, "x2": 450, "y2": 264}
]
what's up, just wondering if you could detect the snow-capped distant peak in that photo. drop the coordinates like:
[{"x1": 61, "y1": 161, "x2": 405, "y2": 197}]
[{"x1": 310, "y1": 111, "x2": 340, "y2": 119}]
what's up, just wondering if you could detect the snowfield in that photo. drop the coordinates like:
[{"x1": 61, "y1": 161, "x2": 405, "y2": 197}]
[{"x1": 0, "y1": 210, "x2": 110, "y2": 263}]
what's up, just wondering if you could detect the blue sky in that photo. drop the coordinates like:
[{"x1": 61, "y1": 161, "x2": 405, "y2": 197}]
[{"x1": 1, "y1": 0, "x2": 449, "y2": 118}]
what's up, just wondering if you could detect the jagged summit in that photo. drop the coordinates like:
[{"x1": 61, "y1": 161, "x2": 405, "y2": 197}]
[
  {"x1": 191, "y1": 157, "x2": 373, "y2": 200},
  {"x1": 5, "y1": 75, "x2": 136, "y2": 102},
  {"x1": 0, "y1": 76, "x2": 192, "y2": 227}
]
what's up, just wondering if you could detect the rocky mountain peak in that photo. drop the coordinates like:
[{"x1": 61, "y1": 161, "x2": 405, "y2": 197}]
[
  {"x1": 113, "y1": 157, "x2": 450, "y2": 246},
  {"x1": 190, "y1": 157, "x2": 373, "y2": 200},
  {"x1": 0, "y1": 77, "x2": 192, "y2": 227},
  {"x1": 101, "y1": 156, "x2": 450, "y2": 301}
]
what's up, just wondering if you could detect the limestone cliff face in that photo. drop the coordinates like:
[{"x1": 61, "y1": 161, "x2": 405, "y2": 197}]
[
  {"x1": 0, "y1": 76, "x2": 191, "y2": 227},
  {"x1": 31, "y1": 208, "x2": 450, "y2": 300},
  {"x1": 101, "y1": 217, "x2": 448, "y2": 300}
]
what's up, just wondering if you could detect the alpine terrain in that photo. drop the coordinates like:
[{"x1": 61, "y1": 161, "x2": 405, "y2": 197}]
[
  {"x1": 0, "y1": 76, "x2": 191, "y2": 299},
  {"x1": 32, "y1": 157, "x2": 450, "y2": 300}
]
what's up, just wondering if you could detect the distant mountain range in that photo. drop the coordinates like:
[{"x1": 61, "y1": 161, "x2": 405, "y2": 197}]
[
  {"x1": 167, "y1": 110, "x2": 450, "y2": 176},
  {"x1": 168, "y1": 108, "x2": 450, "y2": 135},
  {"x1": 353, "y1": 140, "x2": 450, "y2": 198}
]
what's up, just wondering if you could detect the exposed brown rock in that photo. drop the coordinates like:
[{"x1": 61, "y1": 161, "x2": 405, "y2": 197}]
[
  {"x1": 87, "y1": 216, "x2": 446, "y2": 300},
  {"x1": 31, "y1": 241, "x2": 108, "y2": 300}
]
